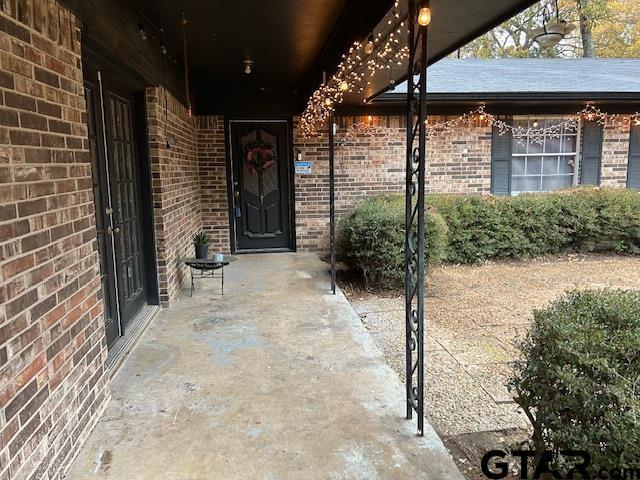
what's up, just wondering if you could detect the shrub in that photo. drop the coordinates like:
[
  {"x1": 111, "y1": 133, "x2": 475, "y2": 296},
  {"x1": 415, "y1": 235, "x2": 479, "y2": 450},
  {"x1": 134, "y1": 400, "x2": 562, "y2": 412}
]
[
  {"x1": 339, "y1": 188, "x2": 640, "y2": 286},
  {"x1": 430, "y1": 187, "x2": 640, "y2": 263},
  {"x1": 510, "y1": 289, "x2": 640, "y2": 474},
  {"x1": 338, "y1": 195, "x2": 447, "y2": 288}
]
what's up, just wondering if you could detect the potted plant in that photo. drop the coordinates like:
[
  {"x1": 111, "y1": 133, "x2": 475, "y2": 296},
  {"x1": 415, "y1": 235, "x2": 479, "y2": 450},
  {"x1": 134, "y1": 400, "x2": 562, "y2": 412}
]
[{"x1": 193, "y1": 231, "x2": 210, "y2": 259}]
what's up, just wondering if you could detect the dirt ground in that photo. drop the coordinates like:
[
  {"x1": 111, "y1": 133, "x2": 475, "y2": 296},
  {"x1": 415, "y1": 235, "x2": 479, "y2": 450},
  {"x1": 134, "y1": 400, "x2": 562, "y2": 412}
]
[{"x1": 340, "y1": 253, "x2": 640, "y2": 479}]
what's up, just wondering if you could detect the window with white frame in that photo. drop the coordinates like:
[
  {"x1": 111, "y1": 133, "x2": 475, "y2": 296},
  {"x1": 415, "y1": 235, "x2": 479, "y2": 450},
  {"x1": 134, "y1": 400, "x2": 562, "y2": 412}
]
[{"x1": 511, "y1": 116, "x2": 580, "y2": 195}]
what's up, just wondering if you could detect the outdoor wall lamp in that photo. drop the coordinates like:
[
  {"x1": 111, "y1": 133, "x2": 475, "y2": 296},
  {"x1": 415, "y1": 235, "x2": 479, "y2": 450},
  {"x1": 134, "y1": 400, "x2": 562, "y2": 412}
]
[{"x1": 243, "y1": 60, "x2": 253, "y2": 74}]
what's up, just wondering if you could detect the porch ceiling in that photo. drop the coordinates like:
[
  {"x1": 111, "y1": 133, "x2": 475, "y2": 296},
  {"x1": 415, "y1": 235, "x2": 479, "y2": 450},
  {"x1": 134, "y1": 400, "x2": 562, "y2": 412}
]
[{"x1": 132, "y1": 0, "x2": 539, "y2": 114}]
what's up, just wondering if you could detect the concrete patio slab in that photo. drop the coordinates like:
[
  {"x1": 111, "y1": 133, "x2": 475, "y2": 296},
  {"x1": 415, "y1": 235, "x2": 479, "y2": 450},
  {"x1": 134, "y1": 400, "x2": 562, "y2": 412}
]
[{"x1": 65, "y1": 253, "x2": 463, "y2": 480}]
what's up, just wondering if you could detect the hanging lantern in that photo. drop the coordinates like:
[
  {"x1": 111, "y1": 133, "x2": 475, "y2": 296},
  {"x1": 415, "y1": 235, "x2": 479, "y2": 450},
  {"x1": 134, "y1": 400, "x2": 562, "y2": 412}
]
[{"x1": 529, "y1": 0, "x2": 575, "y2": 48}]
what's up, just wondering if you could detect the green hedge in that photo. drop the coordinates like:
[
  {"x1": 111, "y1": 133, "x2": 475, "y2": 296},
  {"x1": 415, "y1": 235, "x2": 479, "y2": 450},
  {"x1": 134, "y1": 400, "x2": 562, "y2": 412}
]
[
  {"x1": 338, "y1": 195, "x2": 448, "y2": 287},
  {"x1": 339, "y1": 188, "x2": 640, "y2": 287},
  {"x1": 510, "y1": 289, "x2": 640, "y2": 473},
  {"x1": 430, "y1": 187, "x2": 640, "y2": 263}
]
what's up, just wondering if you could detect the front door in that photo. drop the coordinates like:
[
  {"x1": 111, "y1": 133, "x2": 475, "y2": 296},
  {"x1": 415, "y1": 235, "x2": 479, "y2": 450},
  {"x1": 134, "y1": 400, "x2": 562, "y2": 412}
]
[
  {"x1": 230, "y1": 121, "x2": 293, "y2": 251},
  {"x1": 84, "y1": 60, "x2": 149, "y2": 348}
]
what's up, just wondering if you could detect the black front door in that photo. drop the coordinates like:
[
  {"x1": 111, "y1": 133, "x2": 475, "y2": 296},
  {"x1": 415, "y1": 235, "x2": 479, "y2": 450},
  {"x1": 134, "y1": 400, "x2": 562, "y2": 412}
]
[
  {"x1": 84, "y1": 60, "x2": 149, "y2": 348},
  {"x1": 230, "y1": 121, "x2": 293, "y2": 251}
]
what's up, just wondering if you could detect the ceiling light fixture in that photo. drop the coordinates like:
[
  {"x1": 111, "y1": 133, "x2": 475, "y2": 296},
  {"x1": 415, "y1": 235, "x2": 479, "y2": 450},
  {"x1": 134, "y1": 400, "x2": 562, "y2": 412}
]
[{"x1": 243, "y1": 60, "x2": 254, "y2": 74}]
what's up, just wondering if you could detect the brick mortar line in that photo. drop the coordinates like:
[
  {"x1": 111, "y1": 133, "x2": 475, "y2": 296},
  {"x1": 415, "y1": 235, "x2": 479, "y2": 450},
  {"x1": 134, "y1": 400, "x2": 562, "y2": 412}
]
[
  {"x1": 0, "y1": 102, "x2": 85, "y2": 120},
  {"x1": 0, "y1": 175, "x2": 91, "y2": 187},
  {"x1": 3, "y1": 125, "x2": 89, "y2": 139}
]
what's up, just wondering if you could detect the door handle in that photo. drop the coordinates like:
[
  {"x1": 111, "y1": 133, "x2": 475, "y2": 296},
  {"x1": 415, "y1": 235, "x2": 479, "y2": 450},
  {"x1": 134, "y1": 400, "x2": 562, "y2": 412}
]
[{"x1": 107, "y1": 226, "x2": 120, "y2": 235}]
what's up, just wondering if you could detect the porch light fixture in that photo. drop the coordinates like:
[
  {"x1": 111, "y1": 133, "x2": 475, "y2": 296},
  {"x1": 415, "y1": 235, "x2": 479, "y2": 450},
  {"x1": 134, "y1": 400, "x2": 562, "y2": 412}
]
[
  {"x1": 529, "y1": 0, "x2": 575, "y2": 49},
  {"x1": 243, "y1": 60, "x2": 253, "y2": 74},
  {"x1": 364, "y1": 34, "x2": 374, "y2": 55},
  {"x1": 418, "y1": 4, "x2": 431, "y2": 26}
]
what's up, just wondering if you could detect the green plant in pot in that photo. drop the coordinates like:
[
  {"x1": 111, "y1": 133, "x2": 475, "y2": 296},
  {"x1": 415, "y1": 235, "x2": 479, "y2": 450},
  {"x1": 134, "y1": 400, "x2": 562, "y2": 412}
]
[{"x1": 193, "y1": 231, "x2": 210, "y2": 259}]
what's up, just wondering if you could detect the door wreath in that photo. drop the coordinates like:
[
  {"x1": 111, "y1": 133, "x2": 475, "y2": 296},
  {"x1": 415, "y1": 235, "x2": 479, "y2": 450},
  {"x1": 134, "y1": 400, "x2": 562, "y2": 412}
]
[{"x1": 244, "y1": 140, "x2": 276, "y2": 176}]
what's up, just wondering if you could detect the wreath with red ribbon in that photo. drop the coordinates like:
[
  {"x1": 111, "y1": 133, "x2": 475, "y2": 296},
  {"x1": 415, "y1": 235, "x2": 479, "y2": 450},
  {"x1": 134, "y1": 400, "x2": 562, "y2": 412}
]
[{"x1": 244, "y1": 140, "x2": 276, "y2": 176}]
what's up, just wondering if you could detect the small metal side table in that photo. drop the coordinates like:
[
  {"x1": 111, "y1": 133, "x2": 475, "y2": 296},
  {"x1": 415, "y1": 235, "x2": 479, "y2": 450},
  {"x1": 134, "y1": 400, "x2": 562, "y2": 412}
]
[{"x1": 182, "y1": 257, "x2": 232, "y2": 296}]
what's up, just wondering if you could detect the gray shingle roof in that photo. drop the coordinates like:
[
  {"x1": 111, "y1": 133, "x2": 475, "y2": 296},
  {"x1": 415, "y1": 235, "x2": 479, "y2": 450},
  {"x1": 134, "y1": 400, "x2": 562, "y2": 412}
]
[{"x1": 388, "y1": 58, "x2": 640, "y2": 95}]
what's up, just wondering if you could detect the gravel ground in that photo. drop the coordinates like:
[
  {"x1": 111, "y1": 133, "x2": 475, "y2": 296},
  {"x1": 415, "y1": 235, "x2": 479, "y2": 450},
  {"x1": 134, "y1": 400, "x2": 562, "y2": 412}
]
[{"x1": 341, "y1": 253, "x2": 640, "y2": 438}]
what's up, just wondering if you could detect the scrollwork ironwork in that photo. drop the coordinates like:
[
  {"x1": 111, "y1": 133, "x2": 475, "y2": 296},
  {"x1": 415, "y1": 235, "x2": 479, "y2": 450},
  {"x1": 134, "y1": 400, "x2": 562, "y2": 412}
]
[{"x1": 405, "y1": 0, "x2": 428, "y2": 436}]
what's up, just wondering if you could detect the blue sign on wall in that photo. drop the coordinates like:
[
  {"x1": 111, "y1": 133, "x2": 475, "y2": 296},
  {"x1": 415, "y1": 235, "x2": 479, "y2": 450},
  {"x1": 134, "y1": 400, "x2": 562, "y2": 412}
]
[{"x1": 295, "y1": 161, "x2": 313, "y2": 174}]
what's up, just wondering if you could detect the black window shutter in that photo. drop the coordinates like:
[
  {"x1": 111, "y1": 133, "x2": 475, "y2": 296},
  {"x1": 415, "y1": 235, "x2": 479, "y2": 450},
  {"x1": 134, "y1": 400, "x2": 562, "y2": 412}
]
[
  {"x1": 580, "y1": 121, "x2": 603, "y2": 185},
  {"x1": 491, "y1": 117, "x2": 513, "y2": 196},
  {"x1": 628, "y1": 123, "x2": 640, "y2": 189}
]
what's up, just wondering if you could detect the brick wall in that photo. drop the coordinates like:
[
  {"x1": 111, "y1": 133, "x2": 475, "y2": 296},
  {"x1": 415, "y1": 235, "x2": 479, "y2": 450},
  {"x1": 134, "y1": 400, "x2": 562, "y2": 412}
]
[
  {"x1": 292, "y1": 115, "x2": 493, "y2": 251},
  {"x1": 146, "y1": 87, "x2": 201, "y2": 306},
  {"x1": 601, "y1": 118, "x2": 631, "y2": 187},
  {"x1": 0, "y1": 4, "x2": 109, "y2": 480},
  {"x1": 426, "y1": 117, "x2": 493, "y2": 194},
  {"x1": 196, "y1": 116, "x2": 230, "y2": 253},
  {"x1": 194, "y1": 114, "x2": 635, "y2": 253}
]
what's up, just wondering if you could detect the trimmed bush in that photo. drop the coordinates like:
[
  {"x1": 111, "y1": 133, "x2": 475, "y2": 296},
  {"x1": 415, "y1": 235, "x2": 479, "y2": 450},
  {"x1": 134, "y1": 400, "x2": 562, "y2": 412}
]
[
  {"x1": 338, "y1": 195, "x2": 448, "y2": 288},
  {"x1": 510, "y1": 289, "x2": 640, "y2": 474},
  {"x1": 339, "y1": 188, "x2": 640, "y2": 287},
  {"x1": 430, "y1": 187, "x2": 640, "y2": 263}
]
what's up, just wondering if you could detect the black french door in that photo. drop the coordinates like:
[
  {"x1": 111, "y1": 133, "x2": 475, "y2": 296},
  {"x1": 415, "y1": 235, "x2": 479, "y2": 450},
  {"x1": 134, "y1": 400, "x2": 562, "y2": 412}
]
[
  {"x1": 230, "y1": 121, "x2": 293, "y2": 251},
  {"x1": 84, "y1": 60, "x2": 148, "y2": 349}
]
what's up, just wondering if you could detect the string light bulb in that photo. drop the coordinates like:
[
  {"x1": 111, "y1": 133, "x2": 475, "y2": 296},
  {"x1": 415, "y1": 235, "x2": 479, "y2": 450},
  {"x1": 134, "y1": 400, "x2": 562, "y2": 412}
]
[
  {"x1": 364, "y1": 34, "x2": 375, "y2": 55},
  {"x1": 367, "y1": 115, "x2": 373, "y2": 123},
  {"x1": 418, "y1": 4, "x2": 431, "y2": 26},
  {"x1": 138, "y1": 22, "x2": 148, "y2": 40},
  {"x1": 325, "y1": 98, "x2": 332, "y2": 107},
  {"x1": 339, "y1": 81, "x2": 349, "y2": 91}
]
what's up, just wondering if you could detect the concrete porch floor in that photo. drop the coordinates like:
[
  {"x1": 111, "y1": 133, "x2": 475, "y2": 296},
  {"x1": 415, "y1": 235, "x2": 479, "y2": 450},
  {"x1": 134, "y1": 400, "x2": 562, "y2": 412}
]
[{"x1": 66, "y1": 254, "x2": 463, "y2": 480}]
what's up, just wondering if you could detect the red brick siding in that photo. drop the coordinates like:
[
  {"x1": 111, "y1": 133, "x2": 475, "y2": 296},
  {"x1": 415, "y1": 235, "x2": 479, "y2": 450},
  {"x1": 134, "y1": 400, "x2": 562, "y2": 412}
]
[
  {"x1": 193, "y1": 114, "x2": 633, "y2": 254},
  {"x1": 291, "y1": 115, "x2": 493, "y2": 251},
  {"x1": 196, "y1": 116, "x2": 230, "y2": 253},
  {"x1": 601, "y1": 119, "x2": 631, "y2": 187},
  {"x1": 146, "y1": 87, "x2": 201, "y2": 307},
  {"x1": 0, "y1": 4, "x2": 109, "y2": 480}
]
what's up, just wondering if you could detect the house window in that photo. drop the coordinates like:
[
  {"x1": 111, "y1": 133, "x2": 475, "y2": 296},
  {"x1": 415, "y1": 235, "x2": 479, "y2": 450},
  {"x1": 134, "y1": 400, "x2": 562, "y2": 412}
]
[{"x1": 511, "y1": 116, "x2": 579, "y2": 194}]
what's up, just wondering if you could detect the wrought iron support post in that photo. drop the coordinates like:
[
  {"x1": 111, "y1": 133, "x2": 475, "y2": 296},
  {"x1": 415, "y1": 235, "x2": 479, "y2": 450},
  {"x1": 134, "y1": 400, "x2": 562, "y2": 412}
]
[
  {"x1": 405, "y1": 0, "x2": 429, "y2": 436},
  {"x1": 329, "y1": 113, "x2": 337, "y2": 294}
]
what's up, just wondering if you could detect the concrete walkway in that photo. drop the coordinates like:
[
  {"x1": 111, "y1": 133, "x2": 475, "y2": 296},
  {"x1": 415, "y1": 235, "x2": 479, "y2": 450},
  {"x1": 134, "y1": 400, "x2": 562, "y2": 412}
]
[{"x1": 66, "y1": 254, "x2": 463, "y2": 480}]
